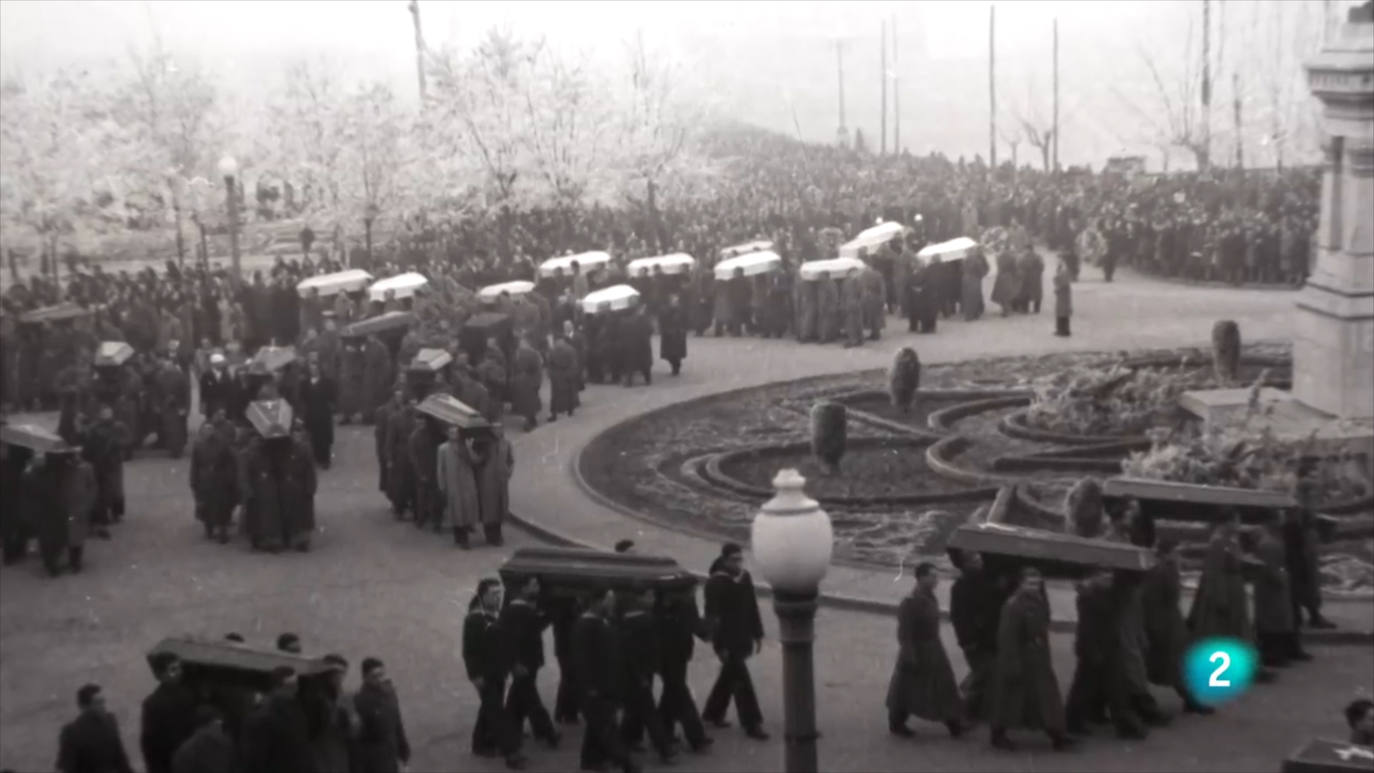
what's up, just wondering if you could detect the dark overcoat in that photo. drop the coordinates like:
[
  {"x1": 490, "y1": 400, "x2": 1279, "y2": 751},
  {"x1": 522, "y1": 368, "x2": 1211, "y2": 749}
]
[
  {"x1": 988, "y1": 590, "x2": 1066, "y2": 733},
  {"x1": 885, "y1": 587, "x2": 962, "y2": 721}
]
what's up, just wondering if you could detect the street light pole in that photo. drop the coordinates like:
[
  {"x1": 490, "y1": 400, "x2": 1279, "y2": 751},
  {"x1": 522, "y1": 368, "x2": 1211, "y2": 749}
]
[
  {"x1": 750, "y1": 469, "x2": 833, "y2": 773},
  {"x1": 218, "y1": 155, "x2": 241, "y2": 288},
  {"x1": 775, "y1": 590, "x2": 821, "y2": 773}
]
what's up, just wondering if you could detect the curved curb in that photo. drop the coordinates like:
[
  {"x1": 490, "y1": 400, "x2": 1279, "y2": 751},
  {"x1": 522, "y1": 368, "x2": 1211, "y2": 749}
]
[
  {"x1": 700, "y1": 437, "x2": 996, "y2": 508},
  {"x1": 924, "y1": 433, "x2": 1023, "y2": 488},
  {"x1": 1000, "y1": 407, "x2": 1153, "y2": 446},
  {"x1": 927, "y1": 395, "x2": 1030, "y2": 433}
]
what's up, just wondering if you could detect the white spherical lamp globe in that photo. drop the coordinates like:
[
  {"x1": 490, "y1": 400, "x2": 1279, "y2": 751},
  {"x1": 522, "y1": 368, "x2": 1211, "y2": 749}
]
[
  {"x1": 217, "y1": 155, "x2": 239, "y2": 178},
  {"x1": 751, "y1": 468, "x2": 833, "y2": 593}
]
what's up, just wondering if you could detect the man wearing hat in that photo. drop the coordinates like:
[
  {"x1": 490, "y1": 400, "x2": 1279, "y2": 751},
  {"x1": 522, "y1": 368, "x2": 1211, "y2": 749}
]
[{"x1": 199, "y1": 352, "x2": 234, "y2": 422}]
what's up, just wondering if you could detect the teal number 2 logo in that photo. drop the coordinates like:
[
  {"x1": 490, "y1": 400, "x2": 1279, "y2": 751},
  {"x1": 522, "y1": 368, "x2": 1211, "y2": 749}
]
[{"x1": 1183, "y1": 637, "x2": 1258, "y2": 706}]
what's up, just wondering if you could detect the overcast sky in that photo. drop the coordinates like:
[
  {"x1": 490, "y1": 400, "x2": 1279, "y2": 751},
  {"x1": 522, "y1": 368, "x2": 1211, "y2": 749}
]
[{"x1": 0, "y1": 0, "x2": 1351, "y2": 168}]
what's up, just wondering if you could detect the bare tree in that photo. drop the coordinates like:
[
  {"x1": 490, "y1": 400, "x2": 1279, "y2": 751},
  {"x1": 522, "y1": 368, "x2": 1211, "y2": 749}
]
[
  {"x1": 267, "y1": 58, "x2": 349, "y2": 258},
  {"x1": 1112, "y1": 12, "x2": 1213, "y2": 172},
  {"x1": 521, "y1": 52, "x2": 610, "y2": 243},
  {"x1": 426, "y1": 29, "x2": 541, "y2": 258}
]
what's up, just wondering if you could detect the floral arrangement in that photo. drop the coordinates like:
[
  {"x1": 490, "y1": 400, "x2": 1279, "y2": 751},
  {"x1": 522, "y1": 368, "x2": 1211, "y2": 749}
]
[{"x1": 1024, "y1": 358, "x2": 1203, "y2": 436}]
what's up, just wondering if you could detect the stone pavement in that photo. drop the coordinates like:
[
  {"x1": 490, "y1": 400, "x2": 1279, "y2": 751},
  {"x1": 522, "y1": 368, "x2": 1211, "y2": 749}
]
[{"x1": 505, "y1": 262, "x2": 1374, "y2": 640}]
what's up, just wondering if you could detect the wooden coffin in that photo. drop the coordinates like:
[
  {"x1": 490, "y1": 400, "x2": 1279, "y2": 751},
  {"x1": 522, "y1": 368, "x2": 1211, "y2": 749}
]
[
  {"x1": 342, "y1": 311, "x2": 414, "y2": 339},
  {"x1": 0, "y1": 422, "x2": 75, "y2": 454},
  {"x1": 1104, "y1": 477, "x2": 1296, "y2": 525},
  {"x1": 20, "y1": 302, "x2": 91, "y2": 325},
  {"x1": 499, "y1": 547, "x2": 697, "y2": 597},
  {"x1": 147, "y1": 637, "x2": 333, "y2": 692},
  {"x1": 947, "y1": 522, "x2": 1157, "y2": 577},
  {"x1": 1281, "y1": 738, "x2": 1374, "y2": 773},
  {"x1": 415, "y1": 393, "x2": 491, "y2": 433}
]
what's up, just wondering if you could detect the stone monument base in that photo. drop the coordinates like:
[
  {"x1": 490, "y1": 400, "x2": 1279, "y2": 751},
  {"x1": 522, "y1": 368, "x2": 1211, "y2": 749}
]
[{"x1": 1181, "y1": 387, "x2": 1374, "y2": 477}]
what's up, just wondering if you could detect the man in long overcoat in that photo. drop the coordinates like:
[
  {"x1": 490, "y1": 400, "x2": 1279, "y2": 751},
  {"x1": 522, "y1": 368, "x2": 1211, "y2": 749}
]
[
  {"x1": 860, "y1": 265, "x2": 886, "y2": 340},
  {"x1": 962, "y1": 248, "x2": 990, "y2": 321},
  {"x1": 547, "y1": 331, "x2": 580, "y2": 421},
  {"x1": 989, "y1": 251, "x2": 1021, "y2": 317},
  {"x1": 622, "y1": 305, "x2": 654, "y2": 387},
  {"x1": 511, "y1": 337, "x2": 544, "y2": 431},
  {"x1": 190, "y1": 416, "x2": 238, "y2": 543},
  {"x1": 140, "y1": 653, "x2": 199, "y2": 773},
  {"x1": 31, "y1": 449, "x2": 95, "y2": 576},
  {"x1": 840, "y1": 269, "x2": 865, "y2": 348},
  {"x1": 658, "y1": 294, "x2": 688, "y2": 375},
  {"x1": 702, "y1": 544, "x2": 767, "y2": 740},
  {"x1": 795, "y1": 273, "x2": 817, "y2": 342},
  {"x1": 886, "y1": 563, "x2": 963, "y2": 738},
  {"x1": 299, "y1": 359, "x2": 337, "y2": 469},
  {"x1": 407, "y1": 416, "x2": 444, "y2": 532},
  {"x1": 1015, "y1": 249, "x2": 1045, "y2": 314},
  {"x1": 988, "y1": 568, "x2": 1073, "y2": 751},
  {"x1": 816, "y1": 274, "x2": 840, "y2": 343},
  {"x1": 1141, "y1": 541, "x2": 1213, "y2": 714},
  {"x1": 83, "y1": 404, "x2": 128, "y2": 527},
  {"x1": 385, "y1": 395, "x2": 418, "y2": 519},
  {"x1": 437, "y1": 426, "x2": 481, "y2": 548},
  {"x1": 472, "y1": 429, "x2": 513, "y2": 547},
  {"x1": 362, "y1": 336, "x2": 393, "y2": 422},
  {"x1": 351, "y1": 659, "x2": 411, "y2": 773},
  {"x1": 1253, "y1": 523, "x2": 1302, "y2": 667},
  {"x1": 337, "y1": 337, "x2": 366, "y2": 423},
  {"x1": 1187, "y1": 518, "x2": 1253, "y2": 643}
]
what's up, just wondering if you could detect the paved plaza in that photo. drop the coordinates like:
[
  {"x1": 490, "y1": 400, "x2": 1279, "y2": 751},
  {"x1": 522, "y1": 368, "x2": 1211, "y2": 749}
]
[{"x1": 2, "y1": 264, "x2": 1370, "y2": 772}]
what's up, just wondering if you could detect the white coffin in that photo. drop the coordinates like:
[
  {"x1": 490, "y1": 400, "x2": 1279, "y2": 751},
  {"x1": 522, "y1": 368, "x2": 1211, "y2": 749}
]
[
  {"x1": 581, "y1": 284, "x2": 641, "y2": 314},
  {"x1": 799, "y1": 257, "x2": 866, "y2": 281},
  {"x1": 626, "y1": 253, "x2": 697, "y2": 277},
  {"x1": 719, "y1": 240, "x2": 775, "y2": 259},
  {"x1": 367, "y1": 272, "x2": 429, "y2": 303},
  {"x1": 540, "y1": 251, "x2": 611, "y2": 279},
  {"x1": 715, "y1": 250, "x2": 783, "y2": 280},
  {"x1": 916, "y1": 237, "x2": 979, "y2": 263},
  {"x1": 478, "y1": 280, "x2": 536, "y2": 303},
  {"x1": 296, "y1": 269, "x2": 374, "y2": 299},
  {"x1": 839, "y1": 221, "x2": 906, "y2": 258}
]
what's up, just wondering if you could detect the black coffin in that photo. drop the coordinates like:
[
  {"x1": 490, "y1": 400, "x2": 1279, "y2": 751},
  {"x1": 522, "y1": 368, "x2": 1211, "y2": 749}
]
[
  {"x1": 20, "y1": 302, "x2": 91, "y2": 325},
  {"x1": 342, "y1": 311, "x2": 414, "y2": 340},
  {"x1": 947, "y1": 522, "x2": 1157, "y2": 578},
  {"x1": 499, "y1": 547, "x2": 697, "y2": 598},
  {"x1": 146, "y1": 637, "x2": 333, "y2": 692},
  {"x1": 1104, "y1": 477, "x2": 1296, "y2": 525},
  {"x1": 1281, "y1": 738, "x2": 1374, "y2": 773}
]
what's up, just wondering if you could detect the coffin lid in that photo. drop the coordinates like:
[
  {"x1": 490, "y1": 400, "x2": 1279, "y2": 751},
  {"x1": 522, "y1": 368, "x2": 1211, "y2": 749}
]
[
  {"x1": 498, "y1": 546, "x2": 697, "y2": 593},
  {"x1": 415, "y1": 392, "x2": 491, "y2": 431},
  {"x1": 367, "y1": 272, "x2": 429, "y2": 303},
  {"x1": 719, "y1": 240, "x2": 775, "y2": 259},
  {"x1": 246, "y1": 399, "x2": 294, "y2": 439},
  {"x1": 626, "y1": 253, "x2": 696, "y2": 276},
  {"x1": 947, "y1": 522, "x2": 1157, "y2": 575},
  {"x1": 409, "y1": 348, "x2": 453, "y2": 373},
  {"x1": 296, "y1": 269, "x2": 374, "y2": 298},
  {"x1": 581, "y1": 284, "x2": 640, "y2": 314},
  {"x1": 539, "y1": 251, "x2": 611, "y2": 278},
  {"x1": 1103, "y1": 477, "x2": 1297, "y2": 509},
  {"x1": 342, "y1": 311, "x2": 414, "y2": 339},
  {"x1": 715, "y1": 250, "x2": 782, "y2": 280},
  {"x1": 916, "y1": 237, "x2": 979, "y2": 261},
  {"x1": 93, "y1": 341, "x2": 135, "y2": 367},
  {"x1": 0, "y1": 422, "x2": 75, "y2": 453},
  {"x1": 146, "y1": 637, "x2": 333, "y2": 689},
  {"x1": 249, "y1": 345, "x2": 297, "y2": 374},
  {"x1": 20, "y1": 302, "x2": 91, "y2": 324},
  {"x1": 799, "y1": 256, "x2": 866, "y2": 280},
  {"x1": 478, "y1": 280, "x2": 536, "y2": 302}
]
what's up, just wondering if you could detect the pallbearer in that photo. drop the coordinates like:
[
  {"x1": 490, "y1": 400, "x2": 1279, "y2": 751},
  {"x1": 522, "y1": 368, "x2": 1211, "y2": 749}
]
[
  {"x1": 190, "y1": 412, "x2": 239, "y2": 544},
  {"x1": 240, "y1": 399, "x2": 315, "y2": 552}
]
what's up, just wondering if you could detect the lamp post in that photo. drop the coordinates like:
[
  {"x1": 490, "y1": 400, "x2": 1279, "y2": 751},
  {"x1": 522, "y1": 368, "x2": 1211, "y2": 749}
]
[
  {"x1": 750, "y1": 469, "x2": 833, "y2": 773},
  {"x1": 217, "y1": 154, "x2": 241, "y2": 288}
]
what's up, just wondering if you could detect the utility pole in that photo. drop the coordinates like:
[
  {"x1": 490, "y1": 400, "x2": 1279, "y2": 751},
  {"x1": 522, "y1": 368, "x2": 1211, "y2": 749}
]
[
  {"x1": 1052, "y1": 17, "x2": 1059, "y2": 173},
  {"x1": 408, "y1": 0, "x2": 427, "y2": 106},
  {"x1": 892, "y1": 15, "x2": 900, "y2": 155},
  {"x1": 836, "y1": 40, "x2": 848, "y2": 148},
  {"x1": 1233, "y1": 71, "x2": 1243, "y2": 168},
  {"x1": 1201, "y1": 0, "x2": 1212, "y2": 171},
  {"x1": 989, "y1": 5, "x2": 997, "y2": 167},
  {"x1": 881, "y1": 20, "x2": 888, "y2": 155}
]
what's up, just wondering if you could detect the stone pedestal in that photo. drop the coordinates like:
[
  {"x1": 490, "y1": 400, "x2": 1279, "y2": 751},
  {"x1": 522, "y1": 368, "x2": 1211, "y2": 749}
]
[{"x1": 1296, "y1": 4, "x2": 1374, "y2": 420}]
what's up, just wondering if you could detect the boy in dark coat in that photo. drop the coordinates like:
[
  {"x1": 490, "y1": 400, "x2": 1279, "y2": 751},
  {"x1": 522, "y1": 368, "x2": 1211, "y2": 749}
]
[
  {"x1": 701, "y1": 543, "x2": 768, "y2": 740},
  {"x1": 573, "y1": 586, "x2": 640, "y2": 773},
  {"x1": 501, "y1": 577, "x2": 560, "y2": 748},
  {"x1": 887, "y1": 563, "x2": 964, "y2": 738},
  {"x1": 351, "y1": 658, "x2": 411, "y2": 773},
  {"x1": 57, "y1": 684, "x2": 135, "y2": 773},
  {"x1": 140, "y1": 653, "x2": 200, "y2": 773},
  {"x1": 463, "y1": 579, "x2": 525, "y2": 769},
  {"x1": 988, "y1": 568, "x2": 1074, "y2": 752}
]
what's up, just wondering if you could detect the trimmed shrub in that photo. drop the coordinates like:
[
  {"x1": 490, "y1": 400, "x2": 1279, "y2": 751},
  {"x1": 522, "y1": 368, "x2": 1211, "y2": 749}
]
[
  {"x1": 1212, "y1": 320, "x2": 1241, "y2": 386},
  {"x1": 810, "y1": 400, "x2": 847, "y2": 475},
  {"x1": 1064, "y1": 477, "x2": 1105, "y2": 538},
  {"x1": 888, "y1": 347, "x2": 921, "y2": 414}
]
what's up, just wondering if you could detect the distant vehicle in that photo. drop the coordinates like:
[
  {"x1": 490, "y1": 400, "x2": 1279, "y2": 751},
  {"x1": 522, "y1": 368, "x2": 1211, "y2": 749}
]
[{"x1": 1104, "y1": 156, "x2": 1147, "y2": 178}]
